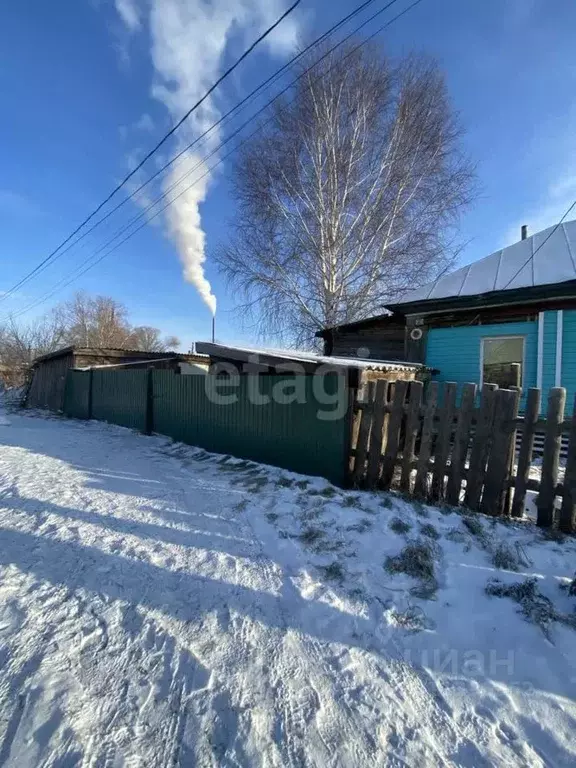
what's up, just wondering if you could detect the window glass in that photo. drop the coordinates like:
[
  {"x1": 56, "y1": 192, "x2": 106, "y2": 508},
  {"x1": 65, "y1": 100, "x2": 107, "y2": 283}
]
[{"x1": 482, "y1": 337, "x2": 524, "y2": 388}]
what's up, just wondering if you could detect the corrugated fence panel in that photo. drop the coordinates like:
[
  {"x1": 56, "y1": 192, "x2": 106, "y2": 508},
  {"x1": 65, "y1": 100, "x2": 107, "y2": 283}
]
[
  {"x1": 152, "y1": 371, "x2": 350, "y2": 484},
  {"x1": 63, "y1": 370, "x2": 90, "y2": 419},
  {"x1": 92, "y1": 370, "x2": 147, "y2": 431}
]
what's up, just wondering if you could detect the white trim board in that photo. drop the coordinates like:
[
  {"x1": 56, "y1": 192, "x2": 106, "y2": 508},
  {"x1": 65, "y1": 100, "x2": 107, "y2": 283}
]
[
  {"x1": 555, "y1": 310, "x2": 564, "y2": 387},
  {"x1": 537, "y1": 312, "x2": 545, "y2": 391}
]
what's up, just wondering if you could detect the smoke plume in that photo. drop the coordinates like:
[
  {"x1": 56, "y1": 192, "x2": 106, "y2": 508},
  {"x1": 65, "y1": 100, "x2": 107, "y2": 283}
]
[{"x1": 113, "y1": 0, "x2": 299, "y2": 316}]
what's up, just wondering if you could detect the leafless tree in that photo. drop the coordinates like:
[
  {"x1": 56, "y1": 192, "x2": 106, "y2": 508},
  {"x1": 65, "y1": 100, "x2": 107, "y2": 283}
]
[
  {"x1": 216, "y1": 44, "x2": 476, "y2": 346},
  {"x1": 0, "y1": 293, "x2": 180, "y2": 386},
  {"x1": 127, "y1": 326, "x2": 180, "y2": 352},
  {"x1": 54, "y1": 293, "x2": 134, "y2": 348},
  {"x1": 0, "y1": 315, "x2": 65, "y2": 386}
]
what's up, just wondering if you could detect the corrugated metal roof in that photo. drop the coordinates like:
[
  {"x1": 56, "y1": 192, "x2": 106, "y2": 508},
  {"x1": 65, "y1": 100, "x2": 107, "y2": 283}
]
[
  {"x1": 396, "y1": 219, "x2": 576, "y2": 304},
  {"x1": 33, "y1": 346, "x2": 206, "y2": 364},
  {"x1": 196, "y1": 342, "x2": 425, "y2": 371}
]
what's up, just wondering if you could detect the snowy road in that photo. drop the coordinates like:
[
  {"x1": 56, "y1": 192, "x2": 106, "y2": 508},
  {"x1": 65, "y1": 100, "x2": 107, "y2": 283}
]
[{"x1": 0, "y1": 407, "x2": 575, "y2": 766}]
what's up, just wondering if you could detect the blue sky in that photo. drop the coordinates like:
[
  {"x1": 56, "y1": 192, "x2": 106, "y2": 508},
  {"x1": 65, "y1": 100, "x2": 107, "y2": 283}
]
[{"x1": 1, "y1": 0, "x2": 575, "y2": 350}]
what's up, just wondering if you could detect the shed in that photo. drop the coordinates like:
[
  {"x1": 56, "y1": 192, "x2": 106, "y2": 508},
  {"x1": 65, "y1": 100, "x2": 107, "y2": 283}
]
[{"x1": 26, "y1": 347, "x2": 208, "y2": 412}]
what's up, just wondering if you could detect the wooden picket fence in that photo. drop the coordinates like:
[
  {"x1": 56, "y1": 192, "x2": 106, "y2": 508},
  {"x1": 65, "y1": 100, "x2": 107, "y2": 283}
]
[{"x1": 349, "y1": 379, "x2": 576, "y2": 533}]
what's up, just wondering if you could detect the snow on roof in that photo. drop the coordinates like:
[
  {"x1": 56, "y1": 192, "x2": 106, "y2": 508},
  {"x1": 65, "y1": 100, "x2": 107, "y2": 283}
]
[
  {"x1": 195, "y1": 342, "x2": 424, "y2": 371},
  {"x1": 396, "y1": 219, "x2": 576, "y2": 305}
]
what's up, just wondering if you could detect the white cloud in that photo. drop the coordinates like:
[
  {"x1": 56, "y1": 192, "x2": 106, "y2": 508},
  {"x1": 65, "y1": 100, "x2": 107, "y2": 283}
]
[
  {"x1": 502, "y1": 173, "x2": 576, "y2": 246},
  {"x1": 112, "y1": 0, "x2": 300, "y2": 316},
  {"x1": 114, "y1": 0, "x2": 141, "y2": 32},
  {"x1": 0, "y1": 190, "x2": 43, "y2": 218},
  {"x1": 135, "y1": 113, "x2": 155, "y2": 132},
  {"x1": 502, "y1": 104, "x2": 576, "y2": 247}
]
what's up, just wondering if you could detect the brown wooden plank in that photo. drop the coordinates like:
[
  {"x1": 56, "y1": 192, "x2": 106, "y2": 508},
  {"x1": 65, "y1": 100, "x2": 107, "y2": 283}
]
[
  {"x1": 352, "y1": 381, "x2": 376, "y2": 485},
  {"x1": 400, "y1": 381, "x2": 424, "y2": 492},
  {"x1": 430, "y1": 382, "x2": 457, "y2": 503},
  {"x1": 537, "y1": 387, "x2": 566, "y2": 527},
  {"x1": 445, "y1": 382, "x2": 477, "y2": 506},
  {"x1": 503, "y1": 388, "x2": 521, "y2": 516},
  {"x1": 366, "y1": 379, "x2": 389, "y2": 488},
  {"x1": 559, "y1": 394, "x2": 576, "y2": 533},
  {"x1": 465, "y1": 383, "x2": 498, "y2": 510},
  {"x1": 413, "y1": 382, "x2": 439, "y2": 499},
  {"x1": 511, "y1": 388, "x2": 540, "y2": 518},
  {"x1": 481, "y1": 390, "x2": 519, "y2": 516},
  {"x1": 380, "y1": 380, "x2": 408, "y2": 489}
]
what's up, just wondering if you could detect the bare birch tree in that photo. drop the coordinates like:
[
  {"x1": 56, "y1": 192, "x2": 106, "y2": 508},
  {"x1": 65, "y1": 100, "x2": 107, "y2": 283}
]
[{"x1": 216, "y1": 44, "x2": 476, "y2": 346}]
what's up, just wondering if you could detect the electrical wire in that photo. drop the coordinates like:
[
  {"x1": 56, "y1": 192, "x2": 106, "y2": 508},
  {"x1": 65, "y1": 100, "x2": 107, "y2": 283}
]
[
  {"x1": 0, "y1": 0, "x2": 302, "y2": 301},
  {"x1": 0, "y1": 0, "x2": 383, "y2": 299},
  {"x1": 501, "y1": 199, "x2": 576, "y2": 290},
  {"x1": 5, "y1": 0, "x2": 426, "y2": 321}
]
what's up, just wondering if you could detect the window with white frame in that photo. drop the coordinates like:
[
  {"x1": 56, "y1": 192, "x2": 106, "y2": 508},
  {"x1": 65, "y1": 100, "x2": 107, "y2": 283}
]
[{"x1": 481, "y1": 336, "x2": 524, "y2": 389}]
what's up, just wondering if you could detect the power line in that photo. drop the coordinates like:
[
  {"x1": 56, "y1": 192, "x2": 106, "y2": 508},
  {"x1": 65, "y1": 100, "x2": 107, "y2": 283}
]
[
  {"x1": 0, "y1": 0, "x2": 301, "y2": 302},
  {"x1": 501, "y1": 199, "x2": 576, "y2": 290},
  {"x1": 0, "y1": 0, "x2": 382, "y2": 300},
  {"x1": 6, "y1": 0, "x2": 426, "y2": 322}
]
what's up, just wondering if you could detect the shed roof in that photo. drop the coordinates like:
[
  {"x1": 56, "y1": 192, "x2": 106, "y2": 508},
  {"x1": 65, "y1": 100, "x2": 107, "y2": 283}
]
[
  {"x1": 395, "y1": 219, "x2": 576, "y2": 306},
  {"x1": 33, "y1": 346, "x2": 206, "y2": 365},
  {"x1": 195, "y1": 342, "x2": 424, "y2": 372}
]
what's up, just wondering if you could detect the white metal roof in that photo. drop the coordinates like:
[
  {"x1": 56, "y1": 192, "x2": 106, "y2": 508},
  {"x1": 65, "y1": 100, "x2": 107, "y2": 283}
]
[{"x1": 396, "y1": 219, "x2": 576, "y2": 305}]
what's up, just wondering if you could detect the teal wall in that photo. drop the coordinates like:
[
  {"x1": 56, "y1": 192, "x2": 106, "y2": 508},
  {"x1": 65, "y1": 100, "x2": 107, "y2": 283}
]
[
  {"x1": 562, "y1": 310, "x2": 576, "y2": 415},
  {"x1": 426, "y1": 312, "x2": 576, "y2": 415},
  {"x1": 541, "y1": 311, "x2": 558, "y2": 396},
  {"x1": 425, "y1": 321, "x2": 538, "y2": 411}
]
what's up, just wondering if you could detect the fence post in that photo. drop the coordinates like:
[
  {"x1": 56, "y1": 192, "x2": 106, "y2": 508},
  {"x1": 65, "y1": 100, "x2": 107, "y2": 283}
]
[
  {"x1": 380, "y1": 380, "x2": 408, "y2": 489},
  {"x1": 537, "y1": 387, "x2": 566, "y2": 527},
  {"x1": 366, "y1": 379, "x2": 389, "y2": 488},
  {"x1": 352, "y1": 381, "x2": 375, "y2": 485},
  {"x1": 414, "y1": 382, "x2": 438, "y2": 499},
  {"x1": 144, "y1": 367, "x2": 154, "y2": 436},
  {"x1": 87, "y1": 368, "x2": 94, "y2": 420},
  {"x1": 511, "y1": 388, "x2": 540, "y2": 518},
  {"x1": 446, "y1": 382, "x2": 477, "y2": 506},
  {"x1": 465, "y1": 384, "x2": 497, "y2": 510},
  {"x1": 430, "y1": 382, "x2": 457, "y2": 503},
  {"x1": 559, "y1": 393, "x2": 576, "y2": 533},
  {"x1": 400, "y1": 381, "x2": 423, "y2": 492},
  {"x1": 481, "y1": 389, "x2": 518, "y2": 516}
]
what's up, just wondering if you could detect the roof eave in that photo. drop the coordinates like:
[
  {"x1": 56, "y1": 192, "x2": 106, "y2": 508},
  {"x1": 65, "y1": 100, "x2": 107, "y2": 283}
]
[{"x1": 385, "y1": 280, "x2": 576, "y2": 316}]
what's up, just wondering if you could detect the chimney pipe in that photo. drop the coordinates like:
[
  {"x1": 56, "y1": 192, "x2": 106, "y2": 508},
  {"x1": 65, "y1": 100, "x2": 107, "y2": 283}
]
[
  {"x1": 211, "y1": 315, "x2": 215, "y2": 343},
  {"x1": 521, "y1": 224, "x2": 528, "y2": 240}
]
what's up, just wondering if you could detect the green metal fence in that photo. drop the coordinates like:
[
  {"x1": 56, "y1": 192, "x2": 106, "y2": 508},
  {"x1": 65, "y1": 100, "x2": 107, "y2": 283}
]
[
  {"x1": 63, "y1": 370, "x2": 91, "y2": 419},
  {"x1": 63, "y1": 369, "x2": 351, "y2": 484},
  {"x1": 92, "y1": 369, "x2": 148, "y2": 432}
]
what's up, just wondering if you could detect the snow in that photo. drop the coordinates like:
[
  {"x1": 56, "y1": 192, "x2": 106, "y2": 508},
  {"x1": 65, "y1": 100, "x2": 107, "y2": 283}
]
[
  {"x1": 0, "y1": 403, "x2": 575, "y2": 766},
  {"x1": 397, "y1": 218, "x2": 576, "y2": 303},
  {"x1": 196, "y1": 342, "x2": 423, "y2": 371}
]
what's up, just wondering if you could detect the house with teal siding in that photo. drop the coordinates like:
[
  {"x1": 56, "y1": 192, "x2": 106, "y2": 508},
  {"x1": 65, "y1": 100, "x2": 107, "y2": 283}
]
[{"x1": 319, "y1": 221, "x2": 576, "y2": 414}]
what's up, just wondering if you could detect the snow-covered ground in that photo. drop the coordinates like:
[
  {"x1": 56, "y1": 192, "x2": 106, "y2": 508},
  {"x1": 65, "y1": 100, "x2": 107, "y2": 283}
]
[{"x1": 0, "y1": 404, "x2": 575, "y2": 767}]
